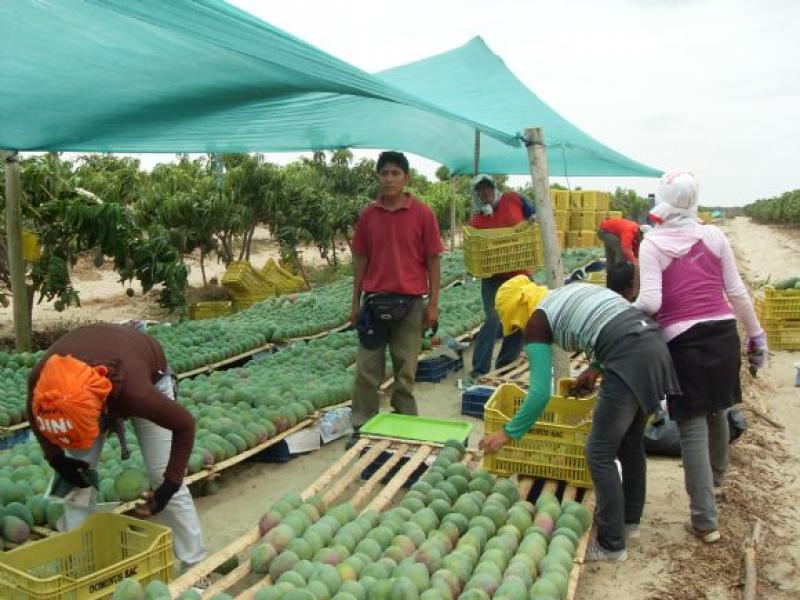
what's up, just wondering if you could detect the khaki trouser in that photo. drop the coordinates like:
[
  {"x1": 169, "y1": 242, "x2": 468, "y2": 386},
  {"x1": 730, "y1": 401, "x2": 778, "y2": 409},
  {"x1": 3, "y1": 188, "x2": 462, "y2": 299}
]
[{"x1": 352, "y1": 298, "x2": 425, "y2": 428}]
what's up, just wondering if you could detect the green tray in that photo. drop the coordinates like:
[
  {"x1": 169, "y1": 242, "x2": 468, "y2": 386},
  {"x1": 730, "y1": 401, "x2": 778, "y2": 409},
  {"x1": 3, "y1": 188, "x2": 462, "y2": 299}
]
[{"x1": 359, "y1": 414, "x2": 473, "y2": 444}]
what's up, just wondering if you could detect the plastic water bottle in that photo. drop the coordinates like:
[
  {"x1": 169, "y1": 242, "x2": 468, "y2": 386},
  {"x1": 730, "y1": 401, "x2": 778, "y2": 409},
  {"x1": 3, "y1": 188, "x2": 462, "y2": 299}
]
[{"x1": 446, "y1": 338, "x2": 470, "y2": 353}]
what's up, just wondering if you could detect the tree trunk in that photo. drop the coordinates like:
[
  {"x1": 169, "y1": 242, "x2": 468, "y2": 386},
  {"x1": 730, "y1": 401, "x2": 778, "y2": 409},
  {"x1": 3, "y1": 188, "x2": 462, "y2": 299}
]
[
  {"x1": 332, "y1": 237, "x2": 338, "y2": 265},
  {"x1": 199, "y1": 246, "x2": 207, "y2": 286},
  {"x1": 245, "y1": 224, "x2": 256, "y2": 262}
]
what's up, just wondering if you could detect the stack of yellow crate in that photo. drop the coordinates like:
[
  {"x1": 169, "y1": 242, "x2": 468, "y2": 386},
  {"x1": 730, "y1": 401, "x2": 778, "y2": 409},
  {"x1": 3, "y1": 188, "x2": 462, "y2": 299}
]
[
  {"x1": 548, "y1": 189, "x2": 615, "y2": 248},
  {"x1": 754, "y1": 287, "x2": 800, "y2": 350}
]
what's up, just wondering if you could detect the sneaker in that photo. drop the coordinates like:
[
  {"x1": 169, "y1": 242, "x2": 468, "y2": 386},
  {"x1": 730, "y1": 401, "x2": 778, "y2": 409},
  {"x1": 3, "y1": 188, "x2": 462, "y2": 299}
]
[
  {"x1": 713, "y1": 486, "x2": 723, "y2": 498},
  {"x1": 684, "y1": 520, "x2": 721, "y2": 543},
  {"x1": 624, "y1": 523, "x2": 641, "y2": 540},
  {"x1": 584, "y1": 535, "x2": 628, "y2": 562},
  {"x1": 191, "y1": 576, "x2": 212, "y2": 593}
]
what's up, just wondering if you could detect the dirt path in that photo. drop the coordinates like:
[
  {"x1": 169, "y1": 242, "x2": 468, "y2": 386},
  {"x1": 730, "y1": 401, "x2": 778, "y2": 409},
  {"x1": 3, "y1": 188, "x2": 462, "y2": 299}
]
[{"x1": 724, "y1": 217, "x2": 800, "y2": 283}]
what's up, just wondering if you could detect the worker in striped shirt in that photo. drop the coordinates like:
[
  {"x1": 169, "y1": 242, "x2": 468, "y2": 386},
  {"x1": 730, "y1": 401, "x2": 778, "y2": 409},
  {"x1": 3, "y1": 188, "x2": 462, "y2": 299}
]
[{"x1": 480, "y1": 277, "x2": 680, "y2": 562}]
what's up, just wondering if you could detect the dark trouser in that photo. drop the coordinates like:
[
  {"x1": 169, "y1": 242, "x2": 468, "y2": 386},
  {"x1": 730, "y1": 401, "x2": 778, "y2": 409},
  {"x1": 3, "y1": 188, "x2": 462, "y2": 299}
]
[
  {"x1": 598, "y1": 229, "x2": 623, "y2": 271},
  {"x1": 471, "y1": 276, "x2": 524, "y2": 376},
  {"x1": 352, "y1": 298, "x2": 424, "y2": 428},
  {"x1": 586, "y1": 371, "x2": 647, "y2": 552}
]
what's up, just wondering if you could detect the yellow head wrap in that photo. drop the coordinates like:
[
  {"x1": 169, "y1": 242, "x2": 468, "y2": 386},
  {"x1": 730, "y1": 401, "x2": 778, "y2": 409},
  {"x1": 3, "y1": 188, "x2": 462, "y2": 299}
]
[{"x1": 495, "y1": 275, "x2": 549, "y2": 336}]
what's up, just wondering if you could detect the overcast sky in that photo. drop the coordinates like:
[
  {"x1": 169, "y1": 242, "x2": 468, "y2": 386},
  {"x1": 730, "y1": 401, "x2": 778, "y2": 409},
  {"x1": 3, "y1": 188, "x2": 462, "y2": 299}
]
[{"x1": 135, "y1": 0, "x2": 799, "y2": 207}]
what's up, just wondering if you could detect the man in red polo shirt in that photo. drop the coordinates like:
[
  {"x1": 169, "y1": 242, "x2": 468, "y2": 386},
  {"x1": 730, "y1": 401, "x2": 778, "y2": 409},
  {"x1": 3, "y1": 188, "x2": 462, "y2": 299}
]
[
  {"x1": 468, "y1": 174, "x2": 535, "y2": 378},
  {"x1": 597, "y1": 217, "x2": 645, "y2": 270},
  {"x1": 349, "y1": 151, "x2": 444, "y2": 431}
]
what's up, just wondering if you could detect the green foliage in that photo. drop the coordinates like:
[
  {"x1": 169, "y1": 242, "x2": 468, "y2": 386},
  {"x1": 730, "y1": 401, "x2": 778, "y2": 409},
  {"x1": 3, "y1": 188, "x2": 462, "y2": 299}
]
[
  {"x1": 610, "y1": 187, "x2": 650, "y2": 222},
  {"x1": 744, "y1": 189, "x2": 800, "y2": 225},
  {"x1": 0, "y1": 154, "x2": 188, "y2": 313}
]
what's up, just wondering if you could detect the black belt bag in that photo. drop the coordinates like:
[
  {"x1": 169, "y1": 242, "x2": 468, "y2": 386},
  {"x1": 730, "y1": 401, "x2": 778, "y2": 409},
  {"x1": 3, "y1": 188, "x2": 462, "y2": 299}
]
[{"x1": 365, "y1": 293, "x2": 418, "y2": 322}]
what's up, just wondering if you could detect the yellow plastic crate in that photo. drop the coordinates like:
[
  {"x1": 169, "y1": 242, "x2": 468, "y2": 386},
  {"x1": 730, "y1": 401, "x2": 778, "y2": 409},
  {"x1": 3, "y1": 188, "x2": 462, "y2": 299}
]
[
  {"x1": 570, "y1": 211, "x2": 596, "y2": 231},
  {"x1": 598, "y1": 192, "x2": 611, "y2": 211},
  {"x1": 554, "y1": 211, "x2": 570, "y2": 231},
  {"x1": 579, "y1": 191, "x2": 601, "y2": 211},
  {"x1": 483, "y1": 381, "x2": 595, "y2": 488},
  {"x1": 567, "y1": 231, "x2": 597, "y2": 248},
  {"x1": 586, "y1": 271, "x2": 607, "y2": 285},
  {"x1": 756, "y1": 288, "x2": 800, "y2": 320},
  {"x1": 188, "y1": 301, "x2": 234, "y2": 320},
  {"x1": 569, "y1": 191, "x2": 583, "y2": 210},
  {"x1": 607, "y1": 210, "x2": 623, "y2": 219},
  {"x1": 762, "y1": 318, "x2": 800, "y2": 350},
  {"x1": 594, "y1": 211, "x2": 610, "y2": 228},
  {"x1": 550, "y1": 189, "x2": 570, "y2": 211},
  {"x1": 463, "y1": 222, "x2": 539, "y2": 278},
  {"x1": 221, "y1": 261, "x2": 273, "y2": 299},
  {"x1": 233, "y1": 295, "x2": 269, "y2": 312},
  {"x1": 699, "y1": 211, "x2": 712, "y2": 224},
  {"x1": 21, "y1": 230, "x2": 41, "y2": 262},
  {"x1": 558, "y1": 231, "x2": 567, "y2": 250},
  {"x1": 0, "y1": 513, "x2": 173, "y2": 600},
  {"x1": 260, "y1": 259, "x2": 304, "y2": 294}
]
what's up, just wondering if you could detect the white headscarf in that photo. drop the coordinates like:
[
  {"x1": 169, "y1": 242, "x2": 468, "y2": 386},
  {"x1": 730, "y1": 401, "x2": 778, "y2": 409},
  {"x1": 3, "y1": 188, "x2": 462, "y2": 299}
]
[
  {"x1": 646, "y1": 170, "x2": 704, "y2": 257},
  {"x1": 470, "y1": 174, "x2": 501, "y2": 216},
  {"x1": 650, "y1": 170, "x2": 701, "y2": 228}
]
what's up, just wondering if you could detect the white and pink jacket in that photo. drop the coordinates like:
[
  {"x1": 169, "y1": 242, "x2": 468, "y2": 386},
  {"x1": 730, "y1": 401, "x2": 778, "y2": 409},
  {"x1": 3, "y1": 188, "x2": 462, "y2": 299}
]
[{"x1": 633, "y1": 224, "x2": 763, "y2": 343}]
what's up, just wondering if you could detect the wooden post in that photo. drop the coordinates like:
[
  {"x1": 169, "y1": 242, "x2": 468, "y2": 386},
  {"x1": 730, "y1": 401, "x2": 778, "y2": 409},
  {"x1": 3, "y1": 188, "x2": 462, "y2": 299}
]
[
  {"x1": 4, "y1": 153, "x2": 31, "y2": 352},
  {"x1": 524, "y1": 128, "x2": 568, "y2": 380},
  {"x1": 449, "y1": 191, "x2": 456, "y2": 252},
  {"x1": 473, "y1": 129, "x2": 481, "y2": 175}
]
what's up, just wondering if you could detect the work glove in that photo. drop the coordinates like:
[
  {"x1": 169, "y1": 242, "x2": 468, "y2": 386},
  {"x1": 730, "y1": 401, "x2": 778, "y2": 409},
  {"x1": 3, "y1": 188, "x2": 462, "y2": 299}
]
[
  {"x1": 49, "y1": 454, "x2": 92, "y2": 489},
  {"x1": 149, "y1": 479, "x2": 181, "y2": 515},
  {"x1": 746, "y1": 331, "x2": 767, "y2": 374}
]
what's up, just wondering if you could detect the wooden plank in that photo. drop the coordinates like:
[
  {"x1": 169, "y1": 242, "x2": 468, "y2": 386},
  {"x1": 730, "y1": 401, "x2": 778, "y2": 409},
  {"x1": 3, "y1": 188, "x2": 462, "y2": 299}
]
[
  {"x1": 542, "y1": 480, "x2": 559, "y2": 496},
  {"x1": 322, "y1": 439, "x2": 392, "y2": 505},
  {"x1": 351, "y1": 444, "x2": 409, "y2": 508},
  {"x1": 169, "y1": 530, "x2": 261, "y2": 596},
  {"x1": 562, "y1": 486, "x2": 578, "y2": 504},
  {"x1": 302, "y1": 438, "x2": 370, "y2": 500},
  {"x1": 518, "y1": 477, "x2": 535, "y2": 501},
  {"x1": 236, "y1": 576, "x2": 272, "y2": 600},
  {"x1": 0, "y1": 421, "x2": 30, "y2": 435},
  {"x1": 287, "y1": 321, "x2": 351, "y2": 343},
  {"x1": 566, "y1": 489, "x2": 595, "y2": 600},
  {"x1": 177, "y1": 342, "x2": 275, "y2": 380},
  {"x1": 202, "y1": 561, "x2": 252, "y2": 598},
  {"x1": 364, "y1": 445, "x2": 433, "y2": 513}
]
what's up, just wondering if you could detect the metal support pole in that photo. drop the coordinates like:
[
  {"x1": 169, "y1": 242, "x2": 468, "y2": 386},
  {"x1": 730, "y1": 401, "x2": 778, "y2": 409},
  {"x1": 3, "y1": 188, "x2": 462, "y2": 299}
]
[
  {"x1": 524, "y1": 128, "x2": 568, "y2": 380},
  {"x1": 4, "y1": 153, "x2": 32, "y2": 351}
]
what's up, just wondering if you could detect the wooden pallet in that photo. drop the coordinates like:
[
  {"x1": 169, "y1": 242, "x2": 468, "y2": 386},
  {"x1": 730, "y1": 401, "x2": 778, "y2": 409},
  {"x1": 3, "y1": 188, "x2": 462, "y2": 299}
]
[
  {"x1": 478, "y1": 356, "x2": 592, "y2": 388},
  {"x1": 477, "y1": 357, "x2": 530, "y2": 387},
  {"x1": 517, "y1": 476, "x2": 596, "y2": 600},
  {"x1": 176, "y1": 342, "x2": 276, "y2": 380},
  {"x1": 169, "y1": 439, "x2": 477, "y2": 598}
]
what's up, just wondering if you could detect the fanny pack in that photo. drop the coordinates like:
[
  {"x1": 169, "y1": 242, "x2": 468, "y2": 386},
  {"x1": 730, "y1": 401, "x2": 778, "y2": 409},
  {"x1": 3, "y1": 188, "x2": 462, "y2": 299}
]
[{"x1": 365, "y1": 293, "x2": 418, "y2": 322}]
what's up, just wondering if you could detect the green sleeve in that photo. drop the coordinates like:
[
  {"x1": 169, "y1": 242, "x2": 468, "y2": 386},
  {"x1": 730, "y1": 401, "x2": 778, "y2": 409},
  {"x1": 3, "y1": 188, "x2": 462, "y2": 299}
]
[{"x1": 503, "y1": 343, "x2": 552, "y2": 440}]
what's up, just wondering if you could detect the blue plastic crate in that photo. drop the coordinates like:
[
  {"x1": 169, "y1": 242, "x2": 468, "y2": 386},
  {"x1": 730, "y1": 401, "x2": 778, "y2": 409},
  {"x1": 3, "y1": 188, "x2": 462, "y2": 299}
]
[
  {"x1": 461, "y1": 386, "x2": 497, "y2": 419},
  {"x1": 0, "y1": 428, "x2": 30, "y2": 450},
  {"x1": 415, "y1": 354, "x2": 464, "y2": 383}
]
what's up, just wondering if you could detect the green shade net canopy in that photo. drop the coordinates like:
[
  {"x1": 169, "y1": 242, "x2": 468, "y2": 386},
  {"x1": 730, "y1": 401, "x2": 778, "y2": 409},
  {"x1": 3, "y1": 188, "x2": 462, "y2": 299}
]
[
  {"x1": 0, "y1": 0, "x2": 515, "y2": 152},
  {"x1": 0, "y1": 1, "x2": 657, "y2": 177}
]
